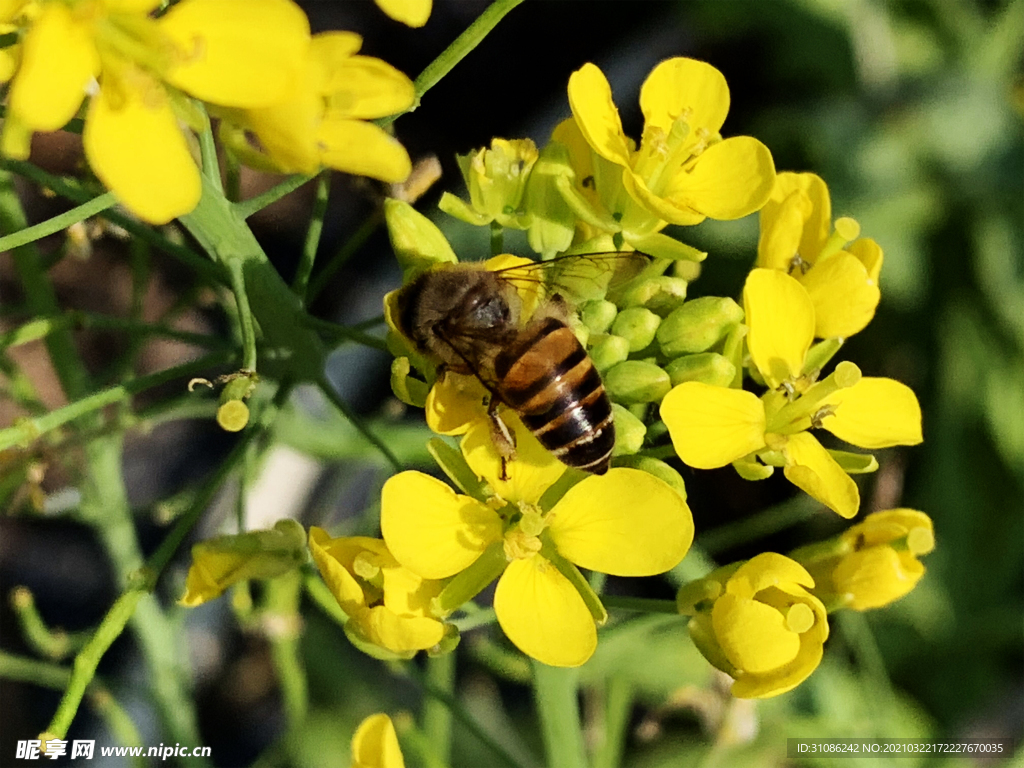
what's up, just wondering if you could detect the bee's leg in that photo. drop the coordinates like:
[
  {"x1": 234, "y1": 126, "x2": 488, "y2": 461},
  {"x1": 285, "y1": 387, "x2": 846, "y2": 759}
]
[{"x1": 487, "y1": 398, "x2": 517, "y2": 481}]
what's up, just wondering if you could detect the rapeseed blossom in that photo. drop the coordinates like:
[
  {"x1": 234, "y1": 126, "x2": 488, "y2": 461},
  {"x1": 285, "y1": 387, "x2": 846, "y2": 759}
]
[
  {"x1": 220, "y1": 31, "x2": 414, "y2": 182},
  {"x1": 661, "y1": 268, "x2": 922, "y2": 518},
  {"x1": 309, "y1": 528, "x2": 448, "y2": 658},
  {"x1": 350, "y1": 713, "x2": 405, "y2": 768},
  {"x1": 568, "y1": 57, "x2": 776, "y2": 227},
  {"x1": 791, "y1": 509, "x2": 935, "y2": 610},
  {"x1": 758, "y1": 172, "x2": 883, "y2": 339},
  {"x1": 1, "y1": 0, "x2": 310, "y2": 223},
  {"x1": 677, "y1": 552, "x2": 829, "y2": 698},
  {"x1": 380, "y1": 416, "x2": 693, "y2": 667}
]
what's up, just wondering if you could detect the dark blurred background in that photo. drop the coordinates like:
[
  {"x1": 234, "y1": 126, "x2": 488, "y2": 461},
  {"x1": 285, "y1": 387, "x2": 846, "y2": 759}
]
[{"x1": 1, "y1": 1, "x2": 1021, "y2": 766}]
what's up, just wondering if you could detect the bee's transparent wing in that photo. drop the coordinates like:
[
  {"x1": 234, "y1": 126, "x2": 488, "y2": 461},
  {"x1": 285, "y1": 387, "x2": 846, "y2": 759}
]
[{"x1": 491, "y1": 252, "x2": 654, "y2": 304}]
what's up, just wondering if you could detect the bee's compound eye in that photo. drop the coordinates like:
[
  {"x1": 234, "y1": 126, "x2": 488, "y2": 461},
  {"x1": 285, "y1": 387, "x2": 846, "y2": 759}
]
[{"x1": 466, "y1": 295, "x2": 510, "y2": 330}]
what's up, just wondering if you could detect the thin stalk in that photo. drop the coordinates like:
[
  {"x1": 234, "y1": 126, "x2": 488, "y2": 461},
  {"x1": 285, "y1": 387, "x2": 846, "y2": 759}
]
[
  {"x1": 490, "y1": 221, "x2": 504, "y2": 256},
  {"x1": 317, "y1": 376, "x2": 403, "y2": 472},
  {"x1": 0, "y1": 191, "x2": 117, "y2": 252},
  {"x1": 293, "y1": 171, "x2": 330, "y2": 301},
  {"x1": 0, "y1": 352, "x2": 232, "y2": 452},
  {"x1": 0, "y1": 159, "x2": 223, "y2": 283},
  {"x1": 405, "y1": 663, "x2": 528, "y2": 768},
  {"x1": 533, "y1": 662, "x2": 588, "y2": 768},
  {"x1": 696, "y1": 494, "x2": 819, "y2": 555},
  {"x1": 197, "y1": 111, "x2": 223, "y2": 195},
  {"x1": 592, "y1": 676, "x2": 633, "y2": 768},
  {"x1": 265, "y1": 573, "x2": 308, "y2": 731},
  {"x1": 380, "y1": 0, "x2": 527, "y2": 126},
  {"x1": 600, "y1": 596, "x2": 678, "y2": 615},
  {"x1": 0, "y1": 311, "x2": 232, "y2": 351},
  {"x1": 307, "y1": 211, "x2": 381, "y2": 303},
  {"x1": 303, "y1": 315, "x2": 388, "y2": 352},
  {"x1": 228, "y1": 260, "x2": 258, "y2": 371},
  {"x1": 234, "y1": 174, "x2": 314, "y2": 219},
  {"x1": 423, "y1": 652, "x2": 455, "y2": 766}
]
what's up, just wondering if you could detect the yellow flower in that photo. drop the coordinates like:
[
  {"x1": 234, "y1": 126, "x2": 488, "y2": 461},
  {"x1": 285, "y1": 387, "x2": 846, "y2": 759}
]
[
  {"x1": 677, "y1": 553, "x2": 829, "y2": 698},
  {"x1": 2, "y1": 0, "x2": 311, "y2": 223},
  {"x1": 351, "y1": 713, "x2": 405, "y2": 768},
  {"x1": 791, "y1": 509, "x2": 935, "y2": 610},
  {"x1": 179, "y1": 519, "x2": 307, "y2": 607},
  {"x1": 223, "y1": 31, "x2": 414, "y2": 182},
  {"x1": 757, "y1": 172, "x2": 883, "y2": 339},
  {"x1": 373, "y1": 0, "x2": 430, "y2": 28},
  {"x1": 380, "y1": 416, "x2": 693, "y2": 667},
  {"x1": 568, "y1": 58, "x2": 775, "y2": 227},
  {"x1": 308, "y1": 528, "x2": 447, "y2": 658},
  {"x1": 660, "y1": 268, "x2": 922, "y2": 518}
]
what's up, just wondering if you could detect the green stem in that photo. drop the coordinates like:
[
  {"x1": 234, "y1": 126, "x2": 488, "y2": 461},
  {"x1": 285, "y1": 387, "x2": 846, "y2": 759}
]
[
  {"x1": 9, "y1": 587, "x2": 89, "y2": 660},
  {"x1": 490, "y1": 221, "x2": 504, "y2": 256},
  {"x1": 0, "y1": 311, "x2": 232, "y2": 351},
  {"x1": 450, "y1": 606, "x2": 496, "y2": 632},
  {"x1": 0, "y1": 651, "x2": 73, "y2": 689},
  {"x1": 307, "y1": 211, "x2": 381, "y2": 303},
  {"x1": 533, "y1": 661, "x2": 588, "y2": 768},
  {"x1": 234, "y1": 174, "x2": 314, "y2": 219},
  {"x1": 0, "y1": 191, "x2": 117, "y2": 252},
  {"x1": 293, "y1": 170, "x2": 330, "y2": 301},
  {"x1": 592, "y1": 676, "x2": 633, "y2": 768},
  {"x1": 696, "y1": 494, "x2": 820, "y2": 555},
  {"x1": 405, "y1": 662, "x2": 528, "y2": 768},
  {"x1": 380, "y1": 0, "x2": 527, "y2": 126},
  {"x1": 228, "y1": 260, "x2": 258, "y2": 371},
  {"x1": 423, "y1": 652, "x2": 455, "y2": 766},
  {"x1": 317, "y1": 376, "x2": 403, "y2": 472},
  {"x1": 266, "y1": 573, "x2": 308, "y2": 730},
  {"x1": 303, "y1": 315, "x2": 389, "y2": 352},
  {"x1": 0, "y1": 352, "x2": 232, "y2": 452},
  {"x1": 197, "y1": 110, "x2": 223, "y2": 195},
  {"x1": 600, "y1": 595, "x2": 679, "y2": 615},
  {"x1": 0, "y1": 167, "x2": 89, "y2": 400},
  {"x1": 0, "y1": 158, "x2": 224, "y2": 284}
]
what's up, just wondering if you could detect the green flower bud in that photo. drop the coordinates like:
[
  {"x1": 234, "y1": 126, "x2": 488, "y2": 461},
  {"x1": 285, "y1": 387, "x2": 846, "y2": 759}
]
[
  {"x1": 589, "y1": 334, "x2": 630, "y2": 372},
  {"x1": 524, "y1": 141, "x2": 575, "y2": 258},
  {"x1": 384, "y1": 199, "x2": 457, "y2": 279},
  {"x1": 580, "y1": 299, "x2": 618, "y2": 335},
  {"x1": 665, "y1": 352, "x2": 737, "y2": 388},
  {"x1": 611, "y1": 307, "x2": 660, "y2": 352},
  {"x1": 619, "y1": 275, "x2": 688, "y2": 315},
  {"x1": 605, "y1": 360, "x2": 671, "y2": 404},
  {"x1": 657, "y1": 297, "x2": 744, "y2": 357},
  {"x1": 610, "y1": 403, "x2": 646, "y2": 456}
]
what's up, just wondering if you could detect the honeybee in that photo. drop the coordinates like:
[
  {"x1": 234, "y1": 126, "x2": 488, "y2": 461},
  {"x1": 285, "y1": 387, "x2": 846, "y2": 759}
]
[{"x1": 393, "y1": 253, "x2": 650, "y2": 475}]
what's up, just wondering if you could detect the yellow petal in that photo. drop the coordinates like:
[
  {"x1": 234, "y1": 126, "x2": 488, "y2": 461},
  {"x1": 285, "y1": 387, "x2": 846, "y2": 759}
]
[
  {"x1": 820, "y1": 377, "x2": 923, "y2": 448},
  {"x1": 461, "y1": 413, "x2": 566, "y2": 504},
  {"x1": 425, "y1": 374, "x2": 489, "y2": 436},
  {"x1": 760, "y1": 173, "x2": 831, "y2": 264},
  {"x1": 310, "y1": 30, "x2": 362, "y2": 71},
  {"x1": 547, "y1": 469, "x2": 693, "y2": 576},
  {"x1": 351, "y1": 713, "x2": 405, "y2": 768},
  {"x1": 712, "y1": 593, "x2": 801, "y2": 674},
  {"x1": 848, "y1": 237, "x2": 883, "y2": 283},
  {"x1": 308, "y1": 529, "x2": 373, "y2": 614},
  {"x1": 639, "y1": 57, "x2": 729, "y2": 137},
  {"x1": 244, "y1": 63, "x2": 320, "y2": 174},
  {"x1": 783, "y1": 432, "x2": 859, "y2": 518},
  {"x1": 160, "y1": 0, "x2": 310, "y2": 108},
  {"x1": 756, "y1": 188, "x2": 809, "y2": 271},
  {"x1": 324, "y1": 55, "x2": 415, "y2": 119},
  {"x1": 661, "y1": 382, "x2": 767, "y2": 469},
  {"x1": 493, "y1": 556, "x2": 597, "y2": 667},
  {"x1": 83, "y1": 74, "x2": 200, "y2": 224},
  {"x1": 374, "y1": 0, "x2": 431, "y2": 28},
  {"x1": 380, "y1": 561, "x2": 443, "y2": 617},
  {"x1": 318, "y1": 117, "x2": 412, "y2": 182},
  {"x1": 363, "y1": 605, "x2": 444, "y2": 653},
  {"x1": 661, "y1": 136, "x2": 776, "y2": 221},
  {"x1": 567, "y1": 63, "x2": 632, "y2": 167},
  {"x1": 730, "y1": 630, "x2": 825, "y2": 699},
  {"x1": 623, "y1": 170, "x2": 706, "y2": 226},
  {"x1": 800, "y1": 251, "x2": 880, "y2": 339},
  {"x1": 727, "y1": 552, "x2": 815, "y2": 598},
  {"x1": 743, "y1": 268, "x2": 815, "y2": 387},
  {"x1": 8, "y1": 3, "x2": 97, "y2": 130},
  {"x1": 380, "y1": 471, "x2": 501, "y2": 579},
  {"x1": 832, "y1": 547, "x2": 924, "y2": 611}
]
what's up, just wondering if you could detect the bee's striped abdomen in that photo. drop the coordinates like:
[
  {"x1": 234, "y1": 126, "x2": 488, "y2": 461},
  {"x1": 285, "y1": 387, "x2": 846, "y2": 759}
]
[{"x1": 494, "y1": 317, "x2": 615, "y2": 474}]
